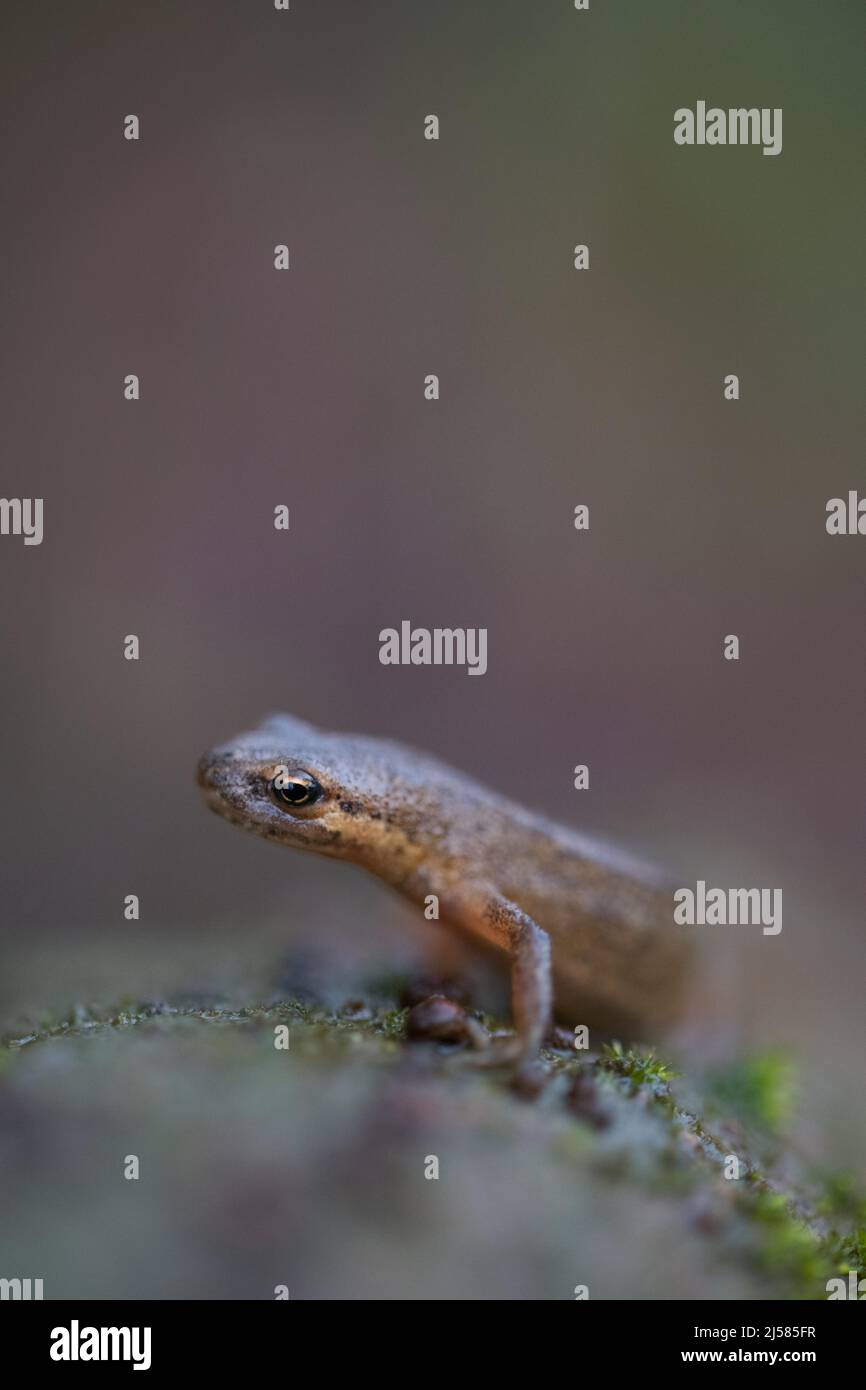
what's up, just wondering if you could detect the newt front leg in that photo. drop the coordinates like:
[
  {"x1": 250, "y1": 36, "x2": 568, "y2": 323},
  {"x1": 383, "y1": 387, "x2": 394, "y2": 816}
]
[{"x1": 430, "y1": 882, "x2": 554, "y2": 1067}]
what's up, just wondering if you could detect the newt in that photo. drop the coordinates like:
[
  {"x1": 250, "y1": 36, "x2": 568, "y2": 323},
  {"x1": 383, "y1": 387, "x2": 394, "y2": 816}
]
[{"x1": 198, "y1": 714, "x2": 691, "y2": 1067}]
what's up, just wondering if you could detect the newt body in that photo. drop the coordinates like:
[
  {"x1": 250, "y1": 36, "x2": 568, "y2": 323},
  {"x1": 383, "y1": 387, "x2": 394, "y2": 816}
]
[{"x1": 198, "y1": 714, "x2": 691, "y2": 1063}]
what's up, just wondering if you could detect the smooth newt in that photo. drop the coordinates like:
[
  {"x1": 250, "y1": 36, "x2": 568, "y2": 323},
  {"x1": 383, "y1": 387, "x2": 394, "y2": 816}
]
[{"x1": 198, "y1": 714, "x2": 691, "y2": 1065}]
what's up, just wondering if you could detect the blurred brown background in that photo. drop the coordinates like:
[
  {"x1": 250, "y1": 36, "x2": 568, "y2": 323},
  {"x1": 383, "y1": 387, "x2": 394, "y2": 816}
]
[{"x1": 0, "y1": 0, "x2": 864, "y2": 1295}]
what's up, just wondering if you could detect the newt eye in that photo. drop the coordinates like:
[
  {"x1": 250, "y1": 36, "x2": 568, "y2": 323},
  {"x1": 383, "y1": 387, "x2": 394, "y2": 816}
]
[{"x1": 271, "y1": 769, "x2": 323, "y2": 808}]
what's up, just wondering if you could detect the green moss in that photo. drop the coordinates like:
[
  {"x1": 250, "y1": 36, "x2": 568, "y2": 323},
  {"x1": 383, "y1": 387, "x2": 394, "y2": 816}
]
[
  {"x1": 2, "y1": 997, "x2": 322, "y2": 1049},
  {"x1": 599, "y1": 1040, "x2": 678, "y2": 1093},
  {"x1": 586, "y1": 1043, "x2": 864, "y2": 1298},
  {"x1": 812, "y1": 1173, "x2": 866, "y2": 1279},
  {"x1": 744, "y1": 1190, "x2": 831, "y2": 1297},
  {"x1": 706, "y1": 1050, "x2": 796, "y2": 1135},
  {"x1": 827, "y1": 1227, "x2": 866, "y2": 1275},
  {"x1": 815, "y1": 1171, "x2": 866, "y2": 1226},
  {"x1": 372, "y1": 1007, "x2": 410, "y2": 1040}
]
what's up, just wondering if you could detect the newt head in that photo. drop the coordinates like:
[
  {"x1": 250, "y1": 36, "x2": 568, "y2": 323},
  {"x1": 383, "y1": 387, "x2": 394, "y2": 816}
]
[{"x1": 196, "y1": 712, "x2": 440, "y2": 875}]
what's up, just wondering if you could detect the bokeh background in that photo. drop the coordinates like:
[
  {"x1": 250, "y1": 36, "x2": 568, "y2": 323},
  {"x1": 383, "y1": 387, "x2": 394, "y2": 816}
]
[{"x1": 1, "y1": 0, "x2": 863, "y2": 1298}]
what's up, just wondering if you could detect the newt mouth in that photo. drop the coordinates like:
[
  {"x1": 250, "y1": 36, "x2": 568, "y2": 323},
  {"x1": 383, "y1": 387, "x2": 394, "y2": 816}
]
[{"x1": 196, "y1": 753, "x2": 254, "y2": 818}]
